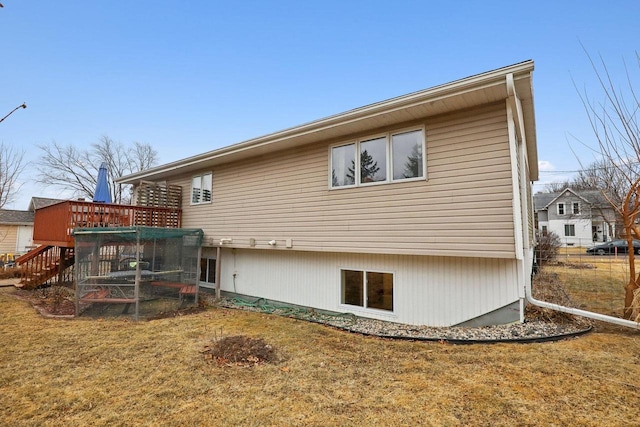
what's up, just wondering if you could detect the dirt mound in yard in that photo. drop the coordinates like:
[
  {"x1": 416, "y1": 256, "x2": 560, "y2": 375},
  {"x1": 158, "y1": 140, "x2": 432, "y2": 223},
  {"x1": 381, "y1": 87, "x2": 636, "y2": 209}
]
[{"x1": 202, "y1": 335, "x2": 281, "y2": 367}]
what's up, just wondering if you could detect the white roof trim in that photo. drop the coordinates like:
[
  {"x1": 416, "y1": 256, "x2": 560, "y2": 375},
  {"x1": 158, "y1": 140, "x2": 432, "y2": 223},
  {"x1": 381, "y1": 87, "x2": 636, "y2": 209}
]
[{"x1": 118, "y1": 60, "x2": 536, "y2": 184}]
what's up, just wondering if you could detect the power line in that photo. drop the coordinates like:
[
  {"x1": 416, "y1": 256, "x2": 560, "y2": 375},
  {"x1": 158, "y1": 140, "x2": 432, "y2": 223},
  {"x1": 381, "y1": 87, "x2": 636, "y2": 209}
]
[
  {"x1": 539, "y1": 160, "x2": 640, "y2": 175},
  {"x1": 539, "y1": 169, "x2": 581, "y2": 174}
]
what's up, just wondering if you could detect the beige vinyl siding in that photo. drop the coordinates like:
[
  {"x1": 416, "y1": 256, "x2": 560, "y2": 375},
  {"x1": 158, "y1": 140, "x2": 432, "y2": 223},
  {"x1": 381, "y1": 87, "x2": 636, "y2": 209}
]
[
  {"x1": 177, "y1": 102, "x2": 515, "y2": 258},
  {"x1": 0, "y1": 225, "x2": 18, "y2": 254},
  {"x1": 217, "y1": 248, "x2": 519, "y2": 326}
]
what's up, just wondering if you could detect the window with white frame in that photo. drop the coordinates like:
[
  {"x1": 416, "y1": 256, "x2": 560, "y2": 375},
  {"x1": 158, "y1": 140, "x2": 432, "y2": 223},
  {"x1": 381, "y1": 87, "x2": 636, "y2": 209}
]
[
  {"x1": 572, "y1": 202, "x2": 580, "y2": 214},
  {"x1": 200, "y1": 257, "x2": 216, "y2": 285},
  {"x1": 191, "y1": 172, "x2": 212, "y2": 205},
  {"x1": 360, "y1": 136, "x2": 387, "y2": 183},
  {"x1": 330, "y1": 128, "x2": 424, "y2": 188},
  {"x1": 331, "y1": 143, "x2": 356, "y2": 187},
  {"x1": 557, "y1": 203, "x2": 565, "y2": 215},
  {"x1": 392, "y1": 130, "x2": 424, "y2": 180},
  {"x1": 341, "y1": 269, "x2": 394, "y2": 311},
  {"x1": 564, "y1": 224, "x2": 575, "y2": 237}
]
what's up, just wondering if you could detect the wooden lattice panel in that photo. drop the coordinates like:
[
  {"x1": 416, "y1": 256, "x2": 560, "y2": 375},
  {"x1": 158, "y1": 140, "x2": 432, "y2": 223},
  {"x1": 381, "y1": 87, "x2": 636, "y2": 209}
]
[{"x1": 136, "y1": 181, "x2": 182, "y2": 209}]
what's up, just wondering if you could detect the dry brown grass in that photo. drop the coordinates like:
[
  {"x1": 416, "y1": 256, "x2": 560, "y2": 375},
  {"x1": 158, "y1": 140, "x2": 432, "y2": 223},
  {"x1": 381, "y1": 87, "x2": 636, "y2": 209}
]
[
  {"x1": 543, "y1": 255, "x2": 639, "y2": 317},
  {"x1": 1, "y1": 286, "x2": 639, "y2": 427}
]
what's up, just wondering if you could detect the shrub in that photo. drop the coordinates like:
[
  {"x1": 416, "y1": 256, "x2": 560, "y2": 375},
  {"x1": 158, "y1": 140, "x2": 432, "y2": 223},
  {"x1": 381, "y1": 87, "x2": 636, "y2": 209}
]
[{"x1": 535, "y1": 230, "x2": 562, "y2": 267}]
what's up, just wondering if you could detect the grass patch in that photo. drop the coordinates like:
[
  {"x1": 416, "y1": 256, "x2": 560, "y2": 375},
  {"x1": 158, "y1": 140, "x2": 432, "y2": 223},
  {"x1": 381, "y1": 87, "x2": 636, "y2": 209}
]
[{"x1": 1, "y1": 285, "x2": 640, "y2": 426}]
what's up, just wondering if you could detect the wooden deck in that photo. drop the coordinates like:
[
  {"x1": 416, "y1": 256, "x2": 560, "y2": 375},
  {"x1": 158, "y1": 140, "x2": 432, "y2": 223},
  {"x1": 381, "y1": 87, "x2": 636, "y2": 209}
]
[{"x1": 32, "y1": 200, "x2": 182, "y2": 247}]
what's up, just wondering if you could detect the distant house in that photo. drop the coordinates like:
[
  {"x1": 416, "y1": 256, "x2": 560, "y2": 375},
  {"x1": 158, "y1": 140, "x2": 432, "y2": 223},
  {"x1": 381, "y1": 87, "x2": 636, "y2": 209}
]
[
  {"x1": 118, "y1": 61, "x2": 538, "y2": 327},
  {"x1": 0, "y1": 209, "x2": 34, "y2": 254},
  {"x1": 534, "y1": 189, "x2": 617, "y2": 246},
  {"x1": 29, "y1": 197, "x2": 65, "y2": 212},
  {"x1": 0, "y1": 197, "x2": 65, "y2": 254}
]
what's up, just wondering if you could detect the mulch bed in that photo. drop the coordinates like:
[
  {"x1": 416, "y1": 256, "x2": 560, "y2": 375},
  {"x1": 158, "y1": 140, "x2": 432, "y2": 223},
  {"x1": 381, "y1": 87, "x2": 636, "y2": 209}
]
[
  {"x1": 12, "y1": 287, "x2": 76, "y2": 317},
  {"x1": 10, "y1": 286, "x2": 206, "y2": 320},
  {"x1": 201, "y1": 335, "x2": 281, "y2": 367}
]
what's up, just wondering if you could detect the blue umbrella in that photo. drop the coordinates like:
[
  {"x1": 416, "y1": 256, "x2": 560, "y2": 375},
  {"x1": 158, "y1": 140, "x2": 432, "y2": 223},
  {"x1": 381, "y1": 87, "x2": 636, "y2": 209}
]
[{"x1": 93, "y1": 162, "x2": 112, "y2": 203}]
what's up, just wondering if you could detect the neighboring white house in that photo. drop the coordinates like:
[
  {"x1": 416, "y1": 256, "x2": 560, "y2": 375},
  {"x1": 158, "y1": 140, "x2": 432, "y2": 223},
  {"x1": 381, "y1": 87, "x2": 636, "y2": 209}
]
[
  {"x1": 118, "y1": 61, "x2": 538, "y2": 327},
  {"x1": 534, "y1": 189, "x2": 617, "y2": 247}
]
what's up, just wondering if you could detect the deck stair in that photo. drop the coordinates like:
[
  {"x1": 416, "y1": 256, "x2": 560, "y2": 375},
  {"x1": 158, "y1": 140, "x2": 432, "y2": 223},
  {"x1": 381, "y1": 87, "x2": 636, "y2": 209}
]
[{"x1": 16, "y1": 245, "x2": 75, "y2": 289}]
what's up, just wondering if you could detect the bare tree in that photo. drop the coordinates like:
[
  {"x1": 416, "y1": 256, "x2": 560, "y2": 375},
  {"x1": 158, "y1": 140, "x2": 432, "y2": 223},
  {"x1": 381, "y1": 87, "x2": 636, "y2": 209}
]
[
  {"x1": 36, "y1": 136, "x2": 158, "y2": 204},
  {"x1": 543, "y1": 180, "x2": 573, "y2": 193},
  {"x1": 575, "y1": 50, "x2": 640, "y2": 319},
  {"x1": 0, "y1": 143, "x2": 26, "y2": 208}
]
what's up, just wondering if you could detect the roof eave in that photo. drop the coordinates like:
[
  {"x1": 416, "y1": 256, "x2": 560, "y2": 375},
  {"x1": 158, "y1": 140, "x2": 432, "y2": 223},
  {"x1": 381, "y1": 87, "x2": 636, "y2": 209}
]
[{"x1": 118, "y1": 60, "x2": 536, "y2": 184}]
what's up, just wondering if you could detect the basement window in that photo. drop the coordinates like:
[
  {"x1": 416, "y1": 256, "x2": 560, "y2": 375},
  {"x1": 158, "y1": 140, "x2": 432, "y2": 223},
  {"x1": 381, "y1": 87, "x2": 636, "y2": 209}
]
[
  {"x1": 341, "y1": 269, "x2": 394, "y2": 312},
  {"x1": 191, "y1": 172, "x2": 212, "y2": 205},
  {"x1": 199, "y1": 257, "x2": 216, "y2": 286}
]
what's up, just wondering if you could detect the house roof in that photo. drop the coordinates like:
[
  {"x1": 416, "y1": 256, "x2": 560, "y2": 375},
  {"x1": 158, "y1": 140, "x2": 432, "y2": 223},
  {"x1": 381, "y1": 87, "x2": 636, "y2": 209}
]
[
  {"x1": 117, "y1": 61, "x2": 537, "y2": 184},
  {"x1": 28, "y1": 197, "x2": 66, "y2": 211},
  {"x1": 0, "y1": 209, "x2": 34, "y2": 225},
  {"x1": 533, "y1": 189, "x2": 612, "y2": 211},
  {"x1": 543, "y1": 189, "x2": 592, "y2": 209}
]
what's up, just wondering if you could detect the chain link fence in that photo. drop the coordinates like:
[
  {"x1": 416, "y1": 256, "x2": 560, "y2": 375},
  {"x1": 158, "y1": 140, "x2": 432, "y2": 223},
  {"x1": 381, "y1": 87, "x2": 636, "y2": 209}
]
[{"x1": 533, "y1": 237, "x2": 634, "y2": 319}]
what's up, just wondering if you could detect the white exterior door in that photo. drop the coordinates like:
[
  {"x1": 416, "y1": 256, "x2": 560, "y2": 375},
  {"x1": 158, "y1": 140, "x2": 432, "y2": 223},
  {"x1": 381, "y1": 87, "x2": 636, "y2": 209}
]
[{"x1": 16, "y1": 225, "x2": 33, "y2": 253}]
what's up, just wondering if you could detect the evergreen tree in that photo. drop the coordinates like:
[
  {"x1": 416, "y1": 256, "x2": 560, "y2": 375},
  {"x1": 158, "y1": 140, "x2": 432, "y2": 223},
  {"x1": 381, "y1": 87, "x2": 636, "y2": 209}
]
[
  {"x1": 402, "y1": 145, "x2": 422, "y2": 179},
  {"x1": 356, "y1": 150, "x2": 380, "y2": 182}
]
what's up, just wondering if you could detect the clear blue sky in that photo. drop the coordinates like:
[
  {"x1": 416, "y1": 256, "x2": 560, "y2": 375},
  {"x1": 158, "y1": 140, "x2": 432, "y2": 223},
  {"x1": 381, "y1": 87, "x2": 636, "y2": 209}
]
[{"x1": 1, "y1": 0, "x2": 639, "y2": 209}]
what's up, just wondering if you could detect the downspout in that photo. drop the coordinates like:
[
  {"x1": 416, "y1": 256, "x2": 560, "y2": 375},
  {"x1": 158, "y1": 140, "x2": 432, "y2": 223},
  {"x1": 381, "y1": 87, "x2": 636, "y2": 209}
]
[
  {"x1": 525, "y1": 276, "x2": 640, "y2": 329},
  {"x1": 505, "y1": 76, "x2": 640, "y2": 329},
  {"x1": 506, "y1": 74, "x2": 526, "y2": 323}
]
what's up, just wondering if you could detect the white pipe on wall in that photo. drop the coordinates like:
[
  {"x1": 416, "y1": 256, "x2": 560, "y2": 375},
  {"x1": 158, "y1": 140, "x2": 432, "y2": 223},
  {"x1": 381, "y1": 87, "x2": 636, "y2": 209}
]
[{"x1": 525, "y1": 275, "x2": 640, "y2": 329}]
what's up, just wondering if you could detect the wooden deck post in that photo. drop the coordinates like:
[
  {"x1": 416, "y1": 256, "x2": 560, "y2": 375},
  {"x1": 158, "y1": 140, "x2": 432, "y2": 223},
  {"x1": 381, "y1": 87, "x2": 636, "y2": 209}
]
[{"x1": 57, "y1": 247, "x2": 67, "y2": 285}]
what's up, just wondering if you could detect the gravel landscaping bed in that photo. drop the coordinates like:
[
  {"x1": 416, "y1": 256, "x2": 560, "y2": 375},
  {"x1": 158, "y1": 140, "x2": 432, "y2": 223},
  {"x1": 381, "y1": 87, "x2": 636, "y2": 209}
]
[
  {"x1": 4, "y1": 282, "x2": 593, "y2": 342},
  {"x1": 213, "y1": 296, "x2": 593, "y2": 343}
]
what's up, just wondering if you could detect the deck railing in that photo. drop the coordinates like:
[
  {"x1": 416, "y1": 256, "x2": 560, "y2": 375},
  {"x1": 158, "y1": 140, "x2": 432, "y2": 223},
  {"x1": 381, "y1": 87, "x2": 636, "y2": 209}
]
[
  {"x1": 16, "y1": 245, "x2": 75, "y2": 289},
  {"x1": 32, "y1": 200, "x2": 182, "y2": 247}
]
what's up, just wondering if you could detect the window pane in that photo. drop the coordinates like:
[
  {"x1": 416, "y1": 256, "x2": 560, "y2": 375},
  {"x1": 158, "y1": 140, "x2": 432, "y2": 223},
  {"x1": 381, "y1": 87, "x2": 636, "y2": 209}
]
[
  {"x1": 341, "y1": 269, "x2": 363, "y2": 306},
  {"x1": 207, "y1": 259, "x2": 216, "y2": 283},
  {"x1": 564, "y1": 224, "x2": 575, "y2": 236},
  {"x1": 392, "y1": 130, "x2": 423, "y2": 180},
  {"x1": 191, "y1": 176, "x2": 201, "y2": 203},
  {"x1": 360, "y1": 137, "x2": 387, "y2": 184},
  {"x1": 200, "y1": 258, "x2": 217, "y2": 283},
  {"x1": 199, "y1": 258, "x2": 207, "y2": 282},
  {"x1": 332, "y1": 144, "x2": 356, "y2": 187},
  {"x1": 202, "y1": 173, "x2": 212, "y2": 202},
  {"x1": 366, "y1": 271, "x2": 393, "y2": 311}
]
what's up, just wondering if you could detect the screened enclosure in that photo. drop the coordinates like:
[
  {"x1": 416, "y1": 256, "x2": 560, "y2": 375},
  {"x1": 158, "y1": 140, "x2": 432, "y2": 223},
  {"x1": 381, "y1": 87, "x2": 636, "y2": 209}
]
[{"x1": 73, "y1": 226, "x2": 204, "y2": 320}]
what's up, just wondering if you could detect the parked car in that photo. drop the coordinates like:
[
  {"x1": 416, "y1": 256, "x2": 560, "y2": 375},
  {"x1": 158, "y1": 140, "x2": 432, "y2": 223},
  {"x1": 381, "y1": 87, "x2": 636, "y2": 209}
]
[{"x1": 586, "y1": 239, "x2": 640, "y2": 255}]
